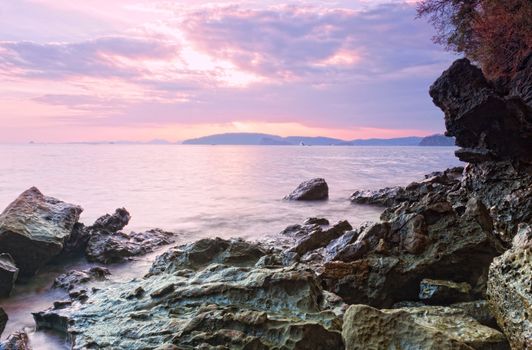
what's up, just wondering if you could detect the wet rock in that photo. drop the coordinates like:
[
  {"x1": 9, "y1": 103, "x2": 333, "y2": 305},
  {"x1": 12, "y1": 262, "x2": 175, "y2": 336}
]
[
  {"x1": 92, "y1": 208, "x2": 131, "y2": 233},
  {"x1": 289, "y1": 220, "x2": 352, "y2": 256},
  {"x1": 149, "y1": 238, "x2": 267, "y2": 275},
  {"x1": 350, "y1": 187, "x2": 406, "y2": 207},
  {"x1": 35, "y1": 250, "x2": 343, "y2": 349},
  {"x1": 342, "y1": 304, "x2": 509, "y2": 350},
  {"x1": 0, "y1": 254, "x2": 18, "y2": 298},
  {"x1": 0, "y1": 187, "x2": 83, "y2": 276},
  {"x1": 487, "y1": 242, "x2": 532, "y2": 349},
  {"x1": 53, "y1": 267, "x2": 110, "y2": 291},
  {"x1": 429, "y1": 58, "x2": 532, "y2": 163},
  {"x1": 0, "y1": 308, "x2": 7, "y2": 337},
  {"x1": 304, "y1": 217, "x2": 330, "y2": 226},
  {"x1": 419, "y1": 279, "x2": 472, "y2": 304},
  {"x1": 86, "y1": 228, "x2": 174, "y2": 264},
  {"x1": 284, "y1": 178, "x2": 328, "y2": 201},
  {"x1": 0, "y1": 331, "x2": 31, "y2": 350}
]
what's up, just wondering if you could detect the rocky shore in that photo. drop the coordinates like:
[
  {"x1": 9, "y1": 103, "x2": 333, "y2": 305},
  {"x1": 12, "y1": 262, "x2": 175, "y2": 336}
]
[{"x1": 0, "y1": 57, "x2": 530, "y2": 349}]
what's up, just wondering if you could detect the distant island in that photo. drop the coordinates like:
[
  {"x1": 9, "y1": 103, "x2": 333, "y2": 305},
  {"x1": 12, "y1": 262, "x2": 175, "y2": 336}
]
[
  {"x1": 182, "y1": 132, "x2": 455, "y2": 146},
  {"x1": 419, "y1": 134, "x2": 456, "y2": 146}
]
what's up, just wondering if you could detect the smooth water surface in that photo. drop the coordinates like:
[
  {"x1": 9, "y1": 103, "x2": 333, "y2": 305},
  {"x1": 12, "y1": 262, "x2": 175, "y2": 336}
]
[{"x1": 0, "y1": 144, "x2": 462, "y2": 348}]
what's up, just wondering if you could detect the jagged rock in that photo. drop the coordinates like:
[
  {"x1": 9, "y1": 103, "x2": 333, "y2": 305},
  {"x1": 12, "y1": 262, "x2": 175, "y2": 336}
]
[
  {"x1": 149, "y1": 238, "x2": 267, "y2": 275},
  {"x1": 419, "y1": 279, "x2": 472, "y2": 304},
  {"x1": 0, "y1": 308, "x2": 7, "y2": 337},
  {"x1": 289, "y1": 221, "x2": 352, "y2": 256},
  {"x1": 350, "y1": 187, "x2": 406, "y2": 207},
  {"x1": 53, "y1": 267, "x2": 110, "y2": 291},
  {"x1": 451, "y1": 300, "x2": 497, "y2": 328},
  {"x1": 285, "y1": 178, "x2": 329, "y2": 201},
  {"x1": 429, "y1": 58, "x2": 532, "y2": 163},
  {"x1": 342, "y1": 304, "x2": 509, "y2": 350},
  {"x1": 0, "y1": 187, "x2": 83, "y2": 276},
  {"x1": 462, "y1": 161, "x2": 532, "y2": 241},
  {"x1": 304, "y1": 217, "x2": 330, "y2": 226},
  {"x1": 0, "y1": 254, "x2": 18, "y2": 298},
  {"x1": 34, "y1": 238, "x2": 343, "y2": 350},
  {"x1": 92, "y1": 208, "x2": 131, "y2": 233},
  {"x1": 487, "y1": 242, "x2": 532, "y2": 349},
  {"x1": 321, "y1": 187, "x2": 504, "y2": 307},
  {"x1": 86, "y1": 228, "x2": 174, "y2": 264},
  {"x1": 0, "y1": 331, "x2": 31, "y2": 350},
  {"x1": 512, "y1": 223, "x2": 532, "y2": 248}
]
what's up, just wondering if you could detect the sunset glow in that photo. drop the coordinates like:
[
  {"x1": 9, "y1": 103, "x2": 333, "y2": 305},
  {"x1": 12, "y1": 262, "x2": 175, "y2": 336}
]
[{"x1": 0, "y1": 0, "x2": 454, "y2": 143}]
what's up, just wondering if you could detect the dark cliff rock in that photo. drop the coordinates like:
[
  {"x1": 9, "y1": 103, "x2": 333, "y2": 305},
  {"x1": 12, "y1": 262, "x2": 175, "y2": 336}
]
[
  {"x1": 0, "y1": 187, "x2": 83, "y2": 276},
  {"x1": 429, "y1": 58, "x2": 532, "y2": 164},
  {"x1": 0, "y1": 308, "x2": 7, "y2": 337}
]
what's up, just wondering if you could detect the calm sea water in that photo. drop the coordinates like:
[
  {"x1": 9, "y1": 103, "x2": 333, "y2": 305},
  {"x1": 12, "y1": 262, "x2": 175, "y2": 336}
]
[{"x1": 0, "y1": 144, "x2": 462, "y2": 348}]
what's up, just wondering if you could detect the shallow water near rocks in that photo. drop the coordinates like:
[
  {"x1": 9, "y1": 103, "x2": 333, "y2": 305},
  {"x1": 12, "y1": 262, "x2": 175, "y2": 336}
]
[{"x1": 0, "y1": 144, "x2": 462, "y2": 349}]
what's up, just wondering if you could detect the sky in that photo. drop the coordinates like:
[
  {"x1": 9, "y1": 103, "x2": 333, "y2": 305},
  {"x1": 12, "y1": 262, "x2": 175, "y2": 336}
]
[{"x1": 0, "y1": 0, "x2": 457, "y2": 143}]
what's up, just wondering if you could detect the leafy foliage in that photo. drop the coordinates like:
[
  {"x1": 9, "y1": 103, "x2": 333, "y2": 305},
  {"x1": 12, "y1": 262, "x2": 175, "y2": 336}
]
[{"x1": 417, "y1": 0, "x2": 532, "y2": 78}]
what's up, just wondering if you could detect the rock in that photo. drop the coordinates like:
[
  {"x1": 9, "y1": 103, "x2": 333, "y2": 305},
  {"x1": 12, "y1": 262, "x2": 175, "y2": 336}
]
[
  {"x1": 285, "y1": 178, "x2": 329, "y2": 201},
  {"x1": 321, "y1": 185, "x2": 504, "y2": 307},
  {"x1": 53, "y1": 267, "x2": 110, "y2": 291},
  {"x1": 290, "y1": 220, "x2": 352, "y2": 256},
  {"x1": 86, "y1": 228, "x2": 174, "y2": 264},
  {"x1": 419, "y1": 279, "x2": 472, "y2": 304},
  {"x1": 149, "y1": 238, "x2": 267, "y2": 275},
  {"x1": 0, "y1": 308, "x2": 7, "y2": 337},
  {"x1": 487, "y1": 242, "x2": 532, "y2": 349},
  {"x1": 462, "y1": 161, "x2": 532, "y2": 241},
  {"x1": 452, "y1": 300, "x2": 497, "y2": 328},
  {"x1": 91, "y1": 208, "x2": 131, "y2": 233},
  {"x1": 0, "y1": 187, "x2": 83, "y2": 276},
  {"x1": 350, "y1": 187, "x2": 406, "y2": 207},
  {"x1": 429, "y1": 58, "x2": 532, "y2": 163},
  {"x1": 512, "y1": 223, "x2": 532, "y2": 248},
  {"x1": 0, "y1": 254, "x2": 18, "y2": 298},
  {"x1": 0, "y1": 331, "x2": 31, "y2": 350},
  {"x1": 62, "y1": 209, "x2": 131, "y2": 257},
  {"x1": 304, "y1": 217, "x2": 330, "y2": 226},
  {"x1": 342, "y1": 304, "x2": 509, "y2": 350},
  {"x1": 34, "y1": 238, "x2": 343, "y2": 349}
]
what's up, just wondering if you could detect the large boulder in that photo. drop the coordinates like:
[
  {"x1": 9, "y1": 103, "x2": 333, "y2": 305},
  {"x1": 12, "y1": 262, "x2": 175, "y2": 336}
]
[
  {"x1": 285, "y1": 178, "x2": 329, "y2": 201},
  {"x1": 429, "y1": 58, "x2": 532, "y2": 163},
  {"x1": 0, "y1": 187, "x2": 83, "y2": 276},
  {"x1": 0, "y1": 254, "x2": 18, "y2": 298},
  {"x1": 486, "y1": 233, "x2": 532, "y2": 349},
  {"x1": 34, "y1": 238, "x2": 343, "y2": 350},
  {"x1": 0, "y1": 308, "x2": 7, "y2": 337},
  {"x1": 342, "y1": 304, "x2": 508, "y2": 350}
]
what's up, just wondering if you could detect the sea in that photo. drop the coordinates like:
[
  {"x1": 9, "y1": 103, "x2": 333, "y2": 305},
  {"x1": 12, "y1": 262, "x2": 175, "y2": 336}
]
[{"x1": 0, "y1": 144, "x2": 462, "y2": 349}]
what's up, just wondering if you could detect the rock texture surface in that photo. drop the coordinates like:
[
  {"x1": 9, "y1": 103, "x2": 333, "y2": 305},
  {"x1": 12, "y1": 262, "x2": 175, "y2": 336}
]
[
  {"x1": 285, "y1": 178, "x2": 329, "y2": 200},
  {"x1": 0, "y1": 331, "x2": 32, "y2": 350},
  {"x1": 429, "y1": 58, "x2": 532, "y2": 163},
  {"x1": 53, "y1": 267, "x2": 110, "y2": 291},
  {"x1": 342, "y1": 304, "x2": 508, "y2": 350},
  {"x1": 0, "y1": 187, "x2": 83, "y2": 276},
  {"x1": 34, "y1": 238, "x2": 344, "y2": 349},
  {"x1": 0, "y1": 254, "x2": 18, "y2": 298},
  {"x1": 487, "y1": 242, "x2": 532, "y2": 349}
]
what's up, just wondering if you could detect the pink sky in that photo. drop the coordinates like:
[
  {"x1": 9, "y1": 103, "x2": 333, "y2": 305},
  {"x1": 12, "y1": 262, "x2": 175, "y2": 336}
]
[{"x1": 0, "y1": 0, "x2": 454, "y2": 143}]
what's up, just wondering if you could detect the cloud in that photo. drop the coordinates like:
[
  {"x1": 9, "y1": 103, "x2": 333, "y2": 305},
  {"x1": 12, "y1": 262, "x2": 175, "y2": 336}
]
[{"x1": 0, "y1": 36, "x2": 180, "y2": 78}]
